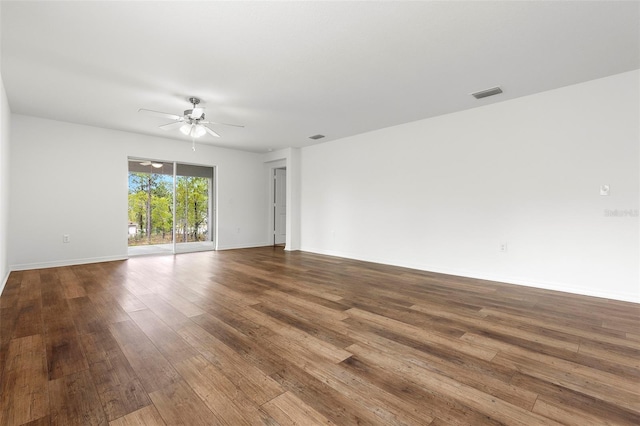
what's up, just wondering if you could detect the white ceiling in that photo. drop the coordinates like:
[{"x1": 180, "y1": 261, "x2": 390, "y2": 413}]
[{"x1": 1, "y1": 1, "x2": 638, "y2": 153}]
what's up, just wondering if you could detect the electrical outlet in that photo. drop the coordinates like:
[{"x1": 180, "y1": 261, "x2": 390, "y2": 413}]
[
  {"x1": 499, "y1": 242, "x2": 507, "y2": 252},
  {"x1": 63, "y1": 234, "x2": 70, "y2": 243}
]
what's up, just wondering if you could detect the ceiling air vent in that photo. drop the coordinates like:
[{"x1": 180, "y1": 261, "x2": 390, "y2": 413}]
[
  {"x1": 309, "y1": 134, "x2": 325, "y2": 140},
  {"x1": 471, "y1": 86, "x2": 503, "y2": 99}
]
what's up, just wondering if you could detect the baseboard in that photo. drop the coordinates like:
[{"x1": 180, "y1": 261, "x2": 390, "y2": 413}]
[
  {"x1": 0, "y1": 270, "x2": 8, "y2": 296},
  {"x1": 483, "y1": 275, "x2": 639, "y2": 304},
  {"x1": 10, "y1": 255, "x2": 129, "y2": 271},
  {"x1": 301, "y1": 246, "x2": 639, "y2": 304},
  {"x1": 216, "y1": 242, "x2": 272, "y2": 251}
]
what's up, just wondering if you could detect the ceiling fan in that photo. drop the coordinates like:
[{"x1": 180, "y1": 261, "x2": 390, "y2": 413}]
[
  {"x1": 138, "y1": 97, "x2": 243, "y2": 139},
  {"x1": 139, "y1": 161, "x2": 163, "y2": 168}
]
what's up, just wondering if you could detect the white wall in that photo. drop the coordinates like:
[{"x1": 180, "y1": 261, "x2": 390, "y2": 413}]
[
  {"x1": 0, "y1": 2, "x2": 10, "y2": 292},
  {"x1": 301, "y1": 70, "x2": 640, "y2": 302},
  {"x1": 9, "y1": 115, "x2": 268, "y2": 269},
  {"x1": 263, "y1": 148, "x2": 301, "y2": 251},
  {"x1": 0, "y1": 74, "x2": 11, "y2": 290}
]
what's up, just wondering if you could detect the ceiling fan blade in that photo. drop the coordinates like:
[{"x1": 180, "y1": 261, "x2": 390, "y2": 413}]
[
  {"x1": 139, "y1": 161, "x2": 163, "y2": 168},
  {"x1": 159, "y1": 121, "x2": 184, "y2": 130},
  {"x1": 138, "y1": 108, "x2": 182, "y2": 121},
  {"x1": 191, "y1": 107, "x2": 204, "y2": 119},
  {"x1": 204, "y1": 126, "x2": 220, "y2": 138},
  {"x1": 203, "y1": 121, "x2": 245, "y2": 128}
]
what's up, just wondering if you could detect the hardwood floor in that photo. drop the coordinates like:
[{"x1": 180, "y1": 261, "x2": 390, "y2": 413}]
[{"x1": 0, "y1": 246, "x2": 638, "y2": 425}]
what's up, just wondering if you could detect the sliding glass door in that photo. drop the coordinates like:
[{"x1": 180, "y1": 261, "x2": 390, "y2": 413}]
[
  {"x1": 128, "y1": 160, "x2": 174, "y2": 254},
  {"x1": 127, "y1": 159, "x2": 214, "y2": 255},
  {"x1": 174, "y1": 163, "x2": 215, "y2": 253}
]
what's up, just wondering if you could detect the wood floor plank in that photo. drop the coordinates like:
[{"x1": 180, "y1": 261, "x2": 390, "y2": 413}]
[
  {"x1": 270, "y1": 361, "x2": 392, "y2": 425},
  {"x1": 626, "y1": 332, "x2": 640, "y2": 342},
  {"x1": 0, "y1": 306, "x2": 18, "y2": 383},
  {"x1": 0, "y1": 272, "x2": 23, "y2": 309},
  {"x1": 462, "y1": 332, "x2": 640, "y2": 398},
  {"x1": 128, "y1": 309, "x2": 199, "y2": 364},
  {"x1": 298, "y1": 356, "x2": 434, "y2": 425},
  {"x1": 533, "y1": 395, "x2": 633, "y2": 426},
  {"x1": 251, "y1": 301, "x2": 355, "y2": 349},
  {"x1": 136, "y1": 293, "x2": 192, "y2": 330},
  {"x1": 339, "y1": 355, "x2": 503, "y2": 426},
  {"x1": 85, "y1": 290, "x2": 133, "y2": 325},
  {"x1": 157, "y1": 291, "x2": 206, "y2": 318},
  {"x1": 491, "y1": 350, "x2": 640, "y2": 414},
  {"x1": 105, "y1": 287, "x2": 148, "y2": 313},
  {"x1": 256, "y1": 275, "x2": 346, "y2": 304},
  {"x1": 480, "y1": 307, "x2": 640, "y2": 350},
  {"x1": 510, "y1": 371, "x2": 640, "y2": 424},
  {"x1": 194, "y1": 279, "x2": 262, "y2": 310},
  {"x1": 108, "y1": 405, "x2": 166, "y2": 426},
  {"x1": 19, "y1": 270, "x2": 43, "y2": 301},
  {"x1": 48, "y1": 369, "x2": 108, "y2": 426},
  {"x1": 346, "y1": 307, "x2": 497, "y2": 361},
  {"x1": 177, "y1": 322, "x2": 285, "y2": 405},
  {"x1": 261, "y1": 391, "x2": 334, "y2": 425},
  {"x1": 578, "y1": 340, "x2": 640, "y2": 369},
  {"x1": 42, "y1": 300, "x2": 89, "y2": 380},
  {"x1": 0, "y1": 334, "x2": 49, "y2": 425},
  {"x1": 148, "y1": 379, "x2": 218, "y2": 426},
  {"x1": 341, "y1": 318, "x2": 539, "y2": 411},
  {"x1": 108, "y1": 320, "x2": 181, "y2": 393},
  {"x1": 12, "y1": 281, "x2": 43, "y2": 339},
  {"x1": 1, "y1": 247, "x2": 638, "y2": 425},
  {"x1": 247, "y1": 275, "x2": 349, "y2": 312},
  {"x1": 174, "y1": 355, "x2": 277, "y2": 425},
  {"x1": 347, "y1": 342, "x2": 563, "y2": 426},
  {"x1": 239, "y1": 307, "x2": 352, "y2": 364},
  {"x1": 56, "y1": 267, "x2": 87, "y2": 299},
  {"x1": 68, "y1": 296, "x2": 113, "y2": 335},
  {"x1": 190, "y1": 311, "x2": 287, "y2": 376},
  {"x1": 259, "y1": 288, "x2": 349, "y2": 320},
  {"x1": 79, "y1": 329, "x2": 152, "y2": 421},
  {"x1": 411, "y1": 302, "x2": 582, "y2": 353}
]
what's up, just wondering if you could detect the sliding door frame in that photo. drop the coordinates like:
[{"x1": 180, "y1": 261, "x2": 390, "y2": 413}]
[{"x1": 128, "y1": 157, "x2": 216, "y2": 255}]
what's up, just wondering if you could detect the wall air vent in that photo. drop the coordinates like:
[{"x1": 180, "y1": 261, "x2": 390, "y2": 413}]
[
  {"x1": 309, "y1": 134, "x2": 325, "y2": 140},
  {"x1": 471, "y1": 86, "x2": 503, "y2": 99}
]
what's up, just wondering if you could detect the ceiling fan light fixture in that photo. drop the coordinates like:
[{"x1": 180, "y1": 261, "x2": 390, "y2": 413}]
[
  {"x1": 191, "y1": 124, "x2": 207, "y2": 138},
  {"x1": 179, "y1": 122, "x2": 206, "y2": 138},
  {"x1": 179, "y1": 123, "x2": 192, "y2": 135}
]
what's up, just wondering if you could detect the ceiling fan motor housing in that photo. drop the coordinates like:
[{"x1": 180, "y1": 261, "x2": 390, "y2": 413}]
[
  {"x1": 184, "y1": 110, "x2": 205, "y2": 120},
  {"x1": 185, "y1": 97, "x2": 204, "y2": 120}
]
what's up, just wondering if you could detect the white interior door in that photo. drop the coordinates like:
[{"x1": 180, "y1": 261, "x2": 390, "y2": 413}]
[{"x1": 274, "y1": 168, "x2": 286, "y2": 245}]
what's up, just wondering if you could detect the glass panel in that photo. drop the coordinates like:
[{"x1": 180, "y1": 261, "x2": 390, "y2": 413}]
[
  {"x1": 175, "y1": 163, "x2": 213, "y2": 244},
  {"x1": 127, "y1": 160, "x2": 174, "y2": 248}
]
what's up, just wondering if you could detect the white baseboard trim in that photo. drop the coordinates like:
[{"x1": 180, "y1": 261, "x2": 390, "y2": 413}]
[
  {"x1": 301, "y1": 246, "x2": 639, "y2": 304},
  {"x1": 0, "y1": 271, "x2": 9, "y2": 296},
  {"x1": 10, "y1": 255, "x2": 129, "y2": 272},
  {"x1": 216, "y1": 242, "x2": 272, "y2": 251}
]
